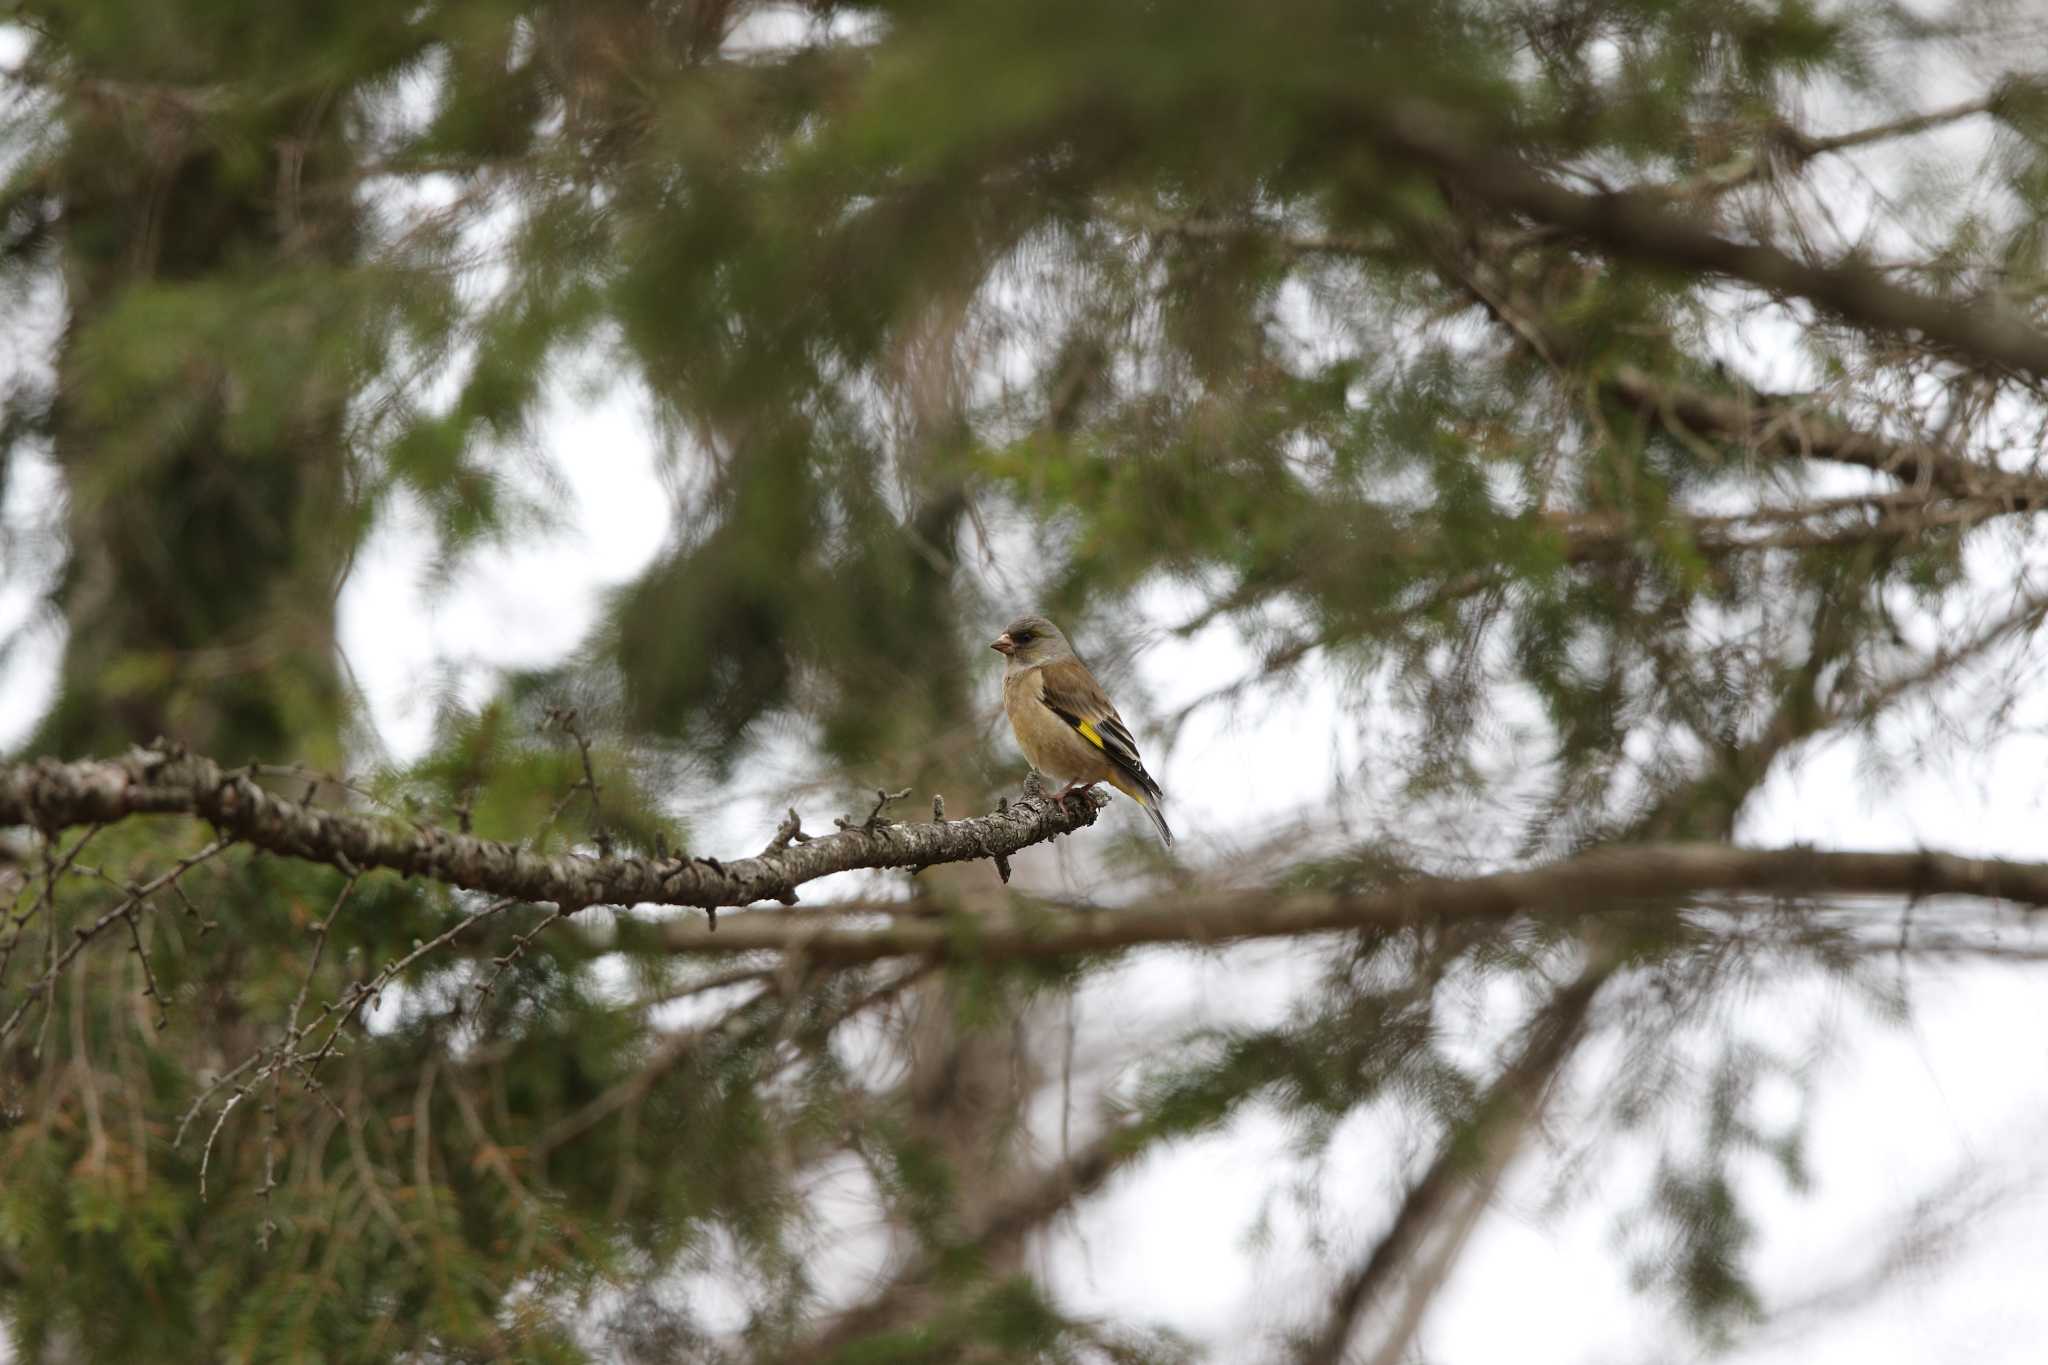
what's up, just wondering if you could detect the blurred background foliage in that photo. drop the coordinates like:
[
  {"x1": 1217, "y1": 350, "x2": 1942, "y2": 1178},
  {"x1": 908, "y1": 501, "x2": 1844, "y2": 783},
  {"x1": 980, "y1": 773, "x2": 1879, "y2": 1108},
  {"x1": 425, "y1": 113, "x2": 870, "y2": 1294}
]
[{"x1": 3, "y1": 0, "x2": 2048, "y2": 1359}]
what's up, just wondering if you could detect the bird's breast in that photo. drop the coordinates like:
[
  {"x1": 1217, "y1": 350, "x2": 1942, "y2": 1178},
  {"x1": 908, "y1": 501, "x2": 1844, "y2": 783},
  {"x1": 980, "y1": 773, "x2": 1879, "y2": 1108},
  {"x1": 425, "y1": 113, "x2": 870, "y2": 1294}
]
[{"x1": 1004, "y1": 667, "x2": 1098, "y2": 780}]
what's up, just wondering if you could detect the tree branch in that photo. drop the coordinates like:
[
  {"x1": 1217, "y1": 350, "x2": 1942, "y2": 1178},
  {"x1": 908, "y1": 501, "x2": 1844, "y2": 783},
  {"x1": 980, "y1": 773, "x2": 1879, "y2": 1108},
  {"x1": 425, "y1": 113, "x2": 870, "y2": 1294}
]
[
  {"x1": 1647, "y1": 91, "x2": 2005, "y2": 202},
  {"x1": 659, "y1": 845, "x2": 2048, "y2": 961},
  {"x1": 0, "y1": 748, "x2": 1106, "y2": 918},
  {"x1": 1602, "y1": 366, "x2": 2045, "y2": 501},
  {"x1": 1142, "y1": 206, "x2": 2048, "y2": 502},
  {"x1": 10, "y1": 752, "x2": 2048, "y2": 970},
  {"x1": 1433, "y1": 205, "x2": 2047, "y2": 500},
  {"x1": 1369, "y1": 99, "x2": 2048, "y2": 380}
]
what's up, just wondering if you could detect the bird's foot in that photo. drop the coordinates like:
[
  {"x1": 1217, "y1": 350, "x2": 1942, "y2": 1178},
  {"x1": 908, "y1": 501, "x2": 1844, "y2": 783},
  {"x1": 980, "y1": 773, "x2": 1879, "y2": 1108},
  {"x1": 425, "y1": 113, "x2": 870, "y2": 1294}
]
[{"x1": 1052, "y1": 779, "x2": 1099, "y2": 805}]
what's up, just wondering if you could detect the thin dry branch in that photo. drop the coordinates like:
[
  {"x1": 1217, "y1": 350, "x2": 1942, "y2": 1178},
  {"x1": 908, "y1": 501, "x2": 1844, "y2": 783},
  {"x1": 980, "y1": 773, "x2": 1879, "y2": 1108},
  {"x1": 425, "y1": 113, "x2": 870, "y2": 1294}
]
[
  {"x1": 0, "y1": 748, "x2": 1107, "y2": 917},
  {"x1": 1145, "y1": 209, "x2": 2048, "y2": 503},
  {"x1": 0, "y1": 838, "x2": 232, "y2": 1045}
]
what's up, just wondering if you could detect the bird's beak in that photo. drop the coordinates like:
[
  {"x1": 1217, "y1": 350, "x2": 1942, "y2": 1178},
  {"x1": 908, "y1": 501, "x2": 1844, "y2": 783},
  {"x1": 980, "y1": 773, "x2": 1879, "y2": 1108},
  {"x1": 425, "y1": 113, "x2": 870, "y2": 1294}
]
[{"x1": 991, "y1": 633, "x2": 1016, "y2": 656}]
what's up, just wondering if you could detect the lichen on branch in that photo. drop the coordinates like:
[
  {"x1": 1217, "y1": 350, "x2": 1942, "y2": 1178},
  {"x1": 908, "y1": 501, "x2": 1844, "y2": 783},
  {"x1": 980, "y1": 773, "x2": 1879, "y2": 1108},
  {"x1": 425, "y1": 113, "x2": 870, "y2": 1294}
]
[{"x1": 0, "y1": 747, "x2": 1107, "y2": 918}]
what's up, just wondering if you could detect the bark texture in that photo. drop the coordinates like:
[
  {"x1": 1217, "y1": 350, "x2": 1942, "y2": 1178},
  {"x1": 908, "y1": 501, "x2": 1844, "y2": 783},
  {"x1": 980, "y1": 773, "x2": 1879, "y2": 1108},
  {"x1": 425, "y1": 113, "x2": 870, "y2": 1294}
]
[{"x1": 0, "y1": 748, "x2": 1105, "y2": 917}]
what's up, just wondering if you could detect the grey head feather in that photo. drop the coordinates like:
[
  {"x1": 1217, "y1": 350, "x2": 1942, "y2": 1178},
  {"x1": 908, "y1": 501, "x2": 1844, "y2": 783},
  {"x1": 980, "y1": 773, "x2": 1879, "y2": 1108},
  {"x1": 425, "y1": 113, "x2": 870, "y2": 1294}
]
[{"x1": 1000, "y1": 614, "x2": 1075, "y2": 667}]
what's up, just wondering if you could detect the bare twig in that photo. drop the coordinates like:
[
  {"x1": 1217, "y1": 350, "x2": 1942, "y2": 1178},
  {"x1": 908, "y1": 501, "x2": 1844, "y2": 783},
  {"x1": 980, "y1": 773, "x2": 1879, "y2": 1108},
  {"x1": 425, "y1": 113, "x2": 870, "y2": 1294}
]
[
  {"x1": 256, "y1": 872, "x2": 359, "y2": 1246},
  {"x1": 0, "y1": 825, "x2": 105, "y2": 989},
  {"x1": 0, "y1": 839, "x2": 232, "y2": 1046},
  {"x1": 287, "y1": 875, "x2": 358, "y2": 1048},
  {"x1": 1602, "y1": 366, "x2": 2044, "y2": 501},
  {"x1": 298, "y1": 895, "x2": 523, "y2": 1080},
  {"x1": 759, "y1": 808, "x2": 811, "y2": 857},
  {"x1": 174, "y1": 1050, "x2": 266, "y2": 1148},
  {"x1": 838, "y1": 787, "x2": 914, "y2": 832},
  {"x1": 541, "y1": 707, "x2": 612, "y2": 857},
  {"x1": 118, "y1": 904, "x2": 166, "y2": 1032},
  {"x1": 473, "y1": 905, "x2": 566, "y2": 1003},
  {"x1": 199, "y1": 1089, "x2": 245, "y2": 1202}
]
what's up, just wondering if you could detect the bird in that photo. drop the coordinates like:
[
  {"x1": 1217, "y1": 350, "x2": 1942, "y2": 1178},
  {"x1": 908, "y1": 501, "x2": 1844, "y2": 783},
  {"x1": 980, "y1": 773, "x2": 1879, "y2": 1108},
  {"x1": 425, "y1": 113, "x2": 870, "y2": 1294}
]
[{"x1": 991, "y1": 614, "x2": 1174, "y2": 848}]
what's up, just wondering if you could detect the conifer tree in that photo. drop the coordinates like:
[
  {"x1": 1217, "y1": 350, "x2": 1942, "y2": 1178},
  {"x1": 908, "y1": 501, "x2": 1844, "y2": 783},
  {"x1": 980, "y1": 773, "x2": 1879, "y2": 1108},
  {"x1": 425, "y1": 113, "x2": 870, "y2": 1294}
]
[{"x1": 5, "y1": 1, "x2": 2048, "y2": 1360}]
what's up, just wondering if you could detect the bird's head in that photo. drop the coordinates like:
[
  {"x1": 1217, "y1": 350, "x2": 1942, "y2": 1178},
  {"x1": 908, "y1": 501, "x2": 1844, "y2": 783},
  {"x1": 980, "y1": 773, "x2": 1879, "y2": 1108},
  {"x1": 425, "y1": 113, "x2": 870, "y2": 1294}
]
[{"x1": 990, "y1": 614, "x2": 1070, "y2": 666}]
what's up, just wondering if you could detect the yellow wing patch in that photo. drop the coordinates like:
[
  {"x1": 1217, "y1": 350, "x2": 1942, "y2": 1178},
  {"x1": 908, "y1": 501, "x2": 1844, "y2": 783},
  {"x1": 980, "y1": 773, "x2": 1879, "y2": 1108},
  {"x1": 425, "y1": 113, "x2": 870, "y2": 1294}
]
[{"x1": 1075, "y1": 719, "x2": 1105, "y2": 749}]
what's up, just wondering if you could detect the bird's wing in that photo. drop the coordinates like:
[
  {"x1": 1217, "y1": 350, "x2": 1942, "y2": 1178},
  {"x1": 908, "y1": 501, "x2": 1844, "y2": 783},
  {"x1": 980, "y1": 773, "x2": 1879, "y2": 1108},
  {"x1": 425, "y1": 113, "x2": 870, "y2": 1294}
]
[{"x1": 1037, "y1": 655, "x2": 1161, "y2": 798}]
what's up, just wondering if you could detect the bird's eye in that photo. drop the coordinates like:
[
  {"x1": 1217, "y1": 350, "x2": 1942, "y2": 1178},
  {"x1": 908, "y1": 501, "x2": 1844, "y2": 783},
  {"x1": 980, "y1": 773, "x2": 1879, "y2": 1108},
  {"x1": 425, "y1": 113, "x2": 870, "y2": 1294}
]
[{"x1": 1013, "y1": 630, "x2": 1034, "y2": 644}]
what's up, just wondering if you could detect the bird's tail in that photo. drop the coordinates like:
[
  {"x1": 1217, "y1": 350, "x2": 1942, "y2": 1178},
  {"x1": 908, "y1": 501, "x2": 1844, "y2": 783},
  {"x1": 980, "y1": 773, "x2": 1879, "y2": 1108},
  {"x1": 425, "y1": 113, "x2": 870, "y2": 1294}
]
[
  {"x1": 1140, "y1": 797, "x2": 1175, "y2": 849},
  {"x1": 1107, "y1": 767, "x2": 1176, "y2": 848}
]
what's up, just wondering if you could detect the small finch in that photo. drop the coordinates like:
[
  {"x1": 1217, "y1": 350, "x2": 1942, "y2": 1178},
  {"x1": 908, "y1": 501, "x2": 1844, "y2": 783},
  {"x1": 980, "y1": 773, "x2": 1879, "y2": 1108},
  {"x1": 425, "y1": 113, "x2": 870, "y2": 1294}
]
[{"x1": 991, "y1": 614, "x2": 1173, "y2": 848}]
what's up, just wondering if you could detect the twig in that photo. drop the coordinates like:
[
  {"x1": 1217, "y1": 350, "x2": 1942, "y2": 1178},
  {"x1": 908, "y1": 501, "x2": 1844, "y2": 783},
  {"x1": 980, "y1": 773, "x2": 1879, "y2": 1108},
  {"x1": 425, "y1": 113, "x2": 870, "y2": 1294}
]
[
  {"x1": 473, "y1": 905, "x2": 565, "y2": 1003},
  {"x1": 256, "y1": 872, "x2": 358, "y2": 1247},
  {"x1": 1648, "y1": 91, "x2": 2006, "y2": 202},
  {"x1": 249, "y1": 763, "x2": 407, "y2": 819},
  {"x1": 199, "y1": 1090, "x2": 245, "y2": 1202},
  {"x1": 759, "y1": 808, "x2": 812, "y2": 857},
  {"x1": 0, "y1": 824, "x2": 104, "y2": 988},
  {"x1": 298, "y1": 895, "x2": 522, "y2": 1080},
  {"x1": 542, "y1": 707, "x2": 612, "y2": 857},
  {"x1": 1367, "y1": 95, "x2": 2048, "y2": 381},
  {"x1": 175, "y1": 1050, "x2": 266, "y2": 1148},
  {"x1": 837, "y1": 787, "x2": 914, "y2": 832},
  {"x1": 286, "y1": 875, "x2": 357, "y2": 1049},
  {"x1": 118, "y1": 904, "x2": 166, "y2": 1032},
  {"x1": 34, "y1": 836, "x2": 57, "y2": 1060},
  {"x1": 0, "y1": 839, "x2": 232, "y2": 1046}
]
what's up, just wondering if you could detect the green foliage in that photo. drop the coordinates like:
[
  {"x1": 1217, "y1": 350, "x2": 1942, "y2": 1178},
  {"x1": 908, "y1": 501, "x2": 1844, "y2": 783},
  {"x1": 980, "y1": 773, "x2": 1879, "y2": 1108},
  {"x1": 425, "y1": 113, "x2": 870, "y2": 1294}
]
[
  {"x1": 402, "y1": 697, "x2": 676, "y2": 852},
  {"x1": 3, "y1": 0, "x2": 2041, "y2": 1358}
]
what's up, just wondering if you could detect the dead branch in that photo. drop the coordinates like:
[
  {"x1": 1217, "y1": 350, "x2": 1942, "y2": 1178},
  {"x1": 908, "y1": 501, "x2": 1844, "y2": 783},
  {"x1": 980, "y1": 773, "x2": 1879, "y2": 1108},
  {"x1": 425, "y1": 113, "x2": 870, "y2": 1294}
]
[{"x1": 0, "y1": 748, "x2": 1107, "y2": 919}]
